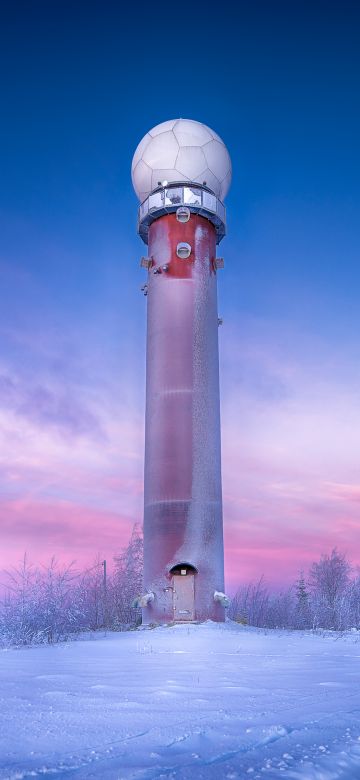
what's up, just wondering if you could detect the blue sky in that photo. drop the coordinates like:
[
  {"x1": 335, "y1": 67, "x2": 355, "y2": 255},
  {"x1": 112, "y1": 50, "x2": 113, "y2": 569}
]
[{"x1": 0, "y1": 1, "x2": 359, "y2": 585}]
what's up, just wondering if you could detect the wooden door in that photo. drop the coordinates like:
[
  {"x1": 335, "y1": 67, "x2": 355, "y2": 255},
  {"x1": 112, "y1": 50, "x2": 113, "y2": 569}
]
[{"x1": 172, "y1": 574, "x2": 195, "y2": 621}]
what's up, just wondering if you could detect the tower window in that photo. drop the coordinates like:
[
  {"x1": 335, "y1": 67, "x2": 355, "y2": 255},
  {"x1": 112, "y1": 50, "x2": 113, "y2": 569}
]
[{"x1": 176, "y1": 242, "x2": 191, "y2": 259}]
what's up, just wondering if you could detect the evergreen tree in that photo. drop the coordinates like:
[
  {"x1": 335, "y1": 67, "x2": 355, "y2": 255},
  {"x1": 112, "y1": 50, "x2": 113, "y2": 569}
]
[{"x1": 295, "y1": 571, "x2": 311, "y2": 628}]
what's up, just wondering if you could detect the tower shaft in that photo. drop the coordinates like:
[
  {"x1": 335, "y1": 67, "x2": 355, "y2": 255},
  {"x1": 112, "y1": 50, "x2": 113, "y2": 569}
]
[{"x1": 142, "y1": 212, "x2": 225, "y2": 623}]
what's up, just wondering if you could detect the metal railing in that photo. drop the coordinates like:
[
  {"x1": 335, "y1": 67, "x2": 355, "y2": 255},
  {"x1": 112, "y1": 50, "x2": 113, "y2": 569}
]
[{"x1": 138, "y1": 184, "x2": 226, "y2": 245}]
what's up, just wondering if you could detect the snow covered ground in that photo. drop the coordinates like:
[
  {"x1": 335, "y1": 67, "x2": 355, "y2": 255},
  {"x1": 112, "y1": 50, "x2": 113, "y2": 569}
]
[{"x1": 1, "y1": 622, "x2": 360, "y2": 780}]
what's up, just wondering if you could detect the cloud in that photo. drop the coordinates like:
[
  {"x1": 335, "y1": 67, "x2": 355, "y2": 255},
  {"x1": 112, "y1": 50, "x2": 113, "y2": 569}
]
[
  {"x1": 0, "y1": 498, "x2": 135, "y2": 572},
  {"x1": 324, "y1": 482, "x2": 360, "y2": 503},
  {"x1": 0, "y1": 370, "x2": 105, "y2": 440}
]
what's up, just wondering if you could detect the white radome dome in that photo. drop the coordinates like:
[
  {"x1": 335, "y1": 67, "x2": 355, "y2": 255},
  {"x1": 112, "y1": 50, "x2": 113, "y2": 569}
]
[{"x1": 131, "y1": 119, "x2": 232, "y2": 203}]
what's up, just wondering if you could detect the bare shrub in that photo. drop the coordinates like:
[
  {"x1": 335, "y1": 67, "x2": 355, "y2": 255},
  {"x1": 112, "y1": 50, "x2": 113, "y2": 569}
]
[
  {"x1": 229, "y1": 578, "x2": 269, "y2": 626},
  {"x1": 0, "y1": 555, "x2": 82, "y2": 646},
  {"x1": 230, "y1": 550, "x2": 358, "y2": 633},
  {"x1": 0, "y1": 525, "x2": 144, "y2": 647}
]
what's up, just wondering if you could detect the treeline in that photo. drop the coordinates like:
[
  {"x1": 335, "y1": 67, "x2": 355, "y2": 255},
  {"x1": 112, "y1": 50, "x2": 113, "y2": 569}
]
[
  {"x1": 1, "y1": 538, "x2": 359, "y2": 648},
  {"x1": 0, "y1": 526, "x2": 143, "y2": 647},
  {"x1": 229, "y1": 549, "x2": 360, "y2": 631}
]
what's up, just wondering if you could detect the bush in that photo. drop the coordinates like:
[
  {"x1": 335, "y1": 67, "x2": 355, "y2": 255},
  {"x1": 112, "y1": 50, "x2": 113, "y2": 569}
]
[
  {"x1": 230, "y1": 550, "x2": 359, "y2": 632},
  {"x1": 0, "y1": 525, "x2": 144, "y2": 648}
]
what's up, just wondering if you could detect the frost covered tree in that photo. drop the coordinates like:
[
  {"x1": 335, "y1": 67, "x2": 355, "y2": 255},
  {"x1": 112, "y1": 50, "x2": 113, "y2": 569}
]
[
  {"x1": 112, "y1": 524, "x2": 143, "y2": 628},
  {"x1": 309, "y1": 549, "x2": 351, "y2": 630},
  {"x1": 0, "y1": 555, "x2": 40, "y2": 645},
  {"x1": 346, "y1": 576, "x2": 360, "y2": 629},
  {"x1": 266, "y1": 588, "x2": 295, "y2": 629},
  {"x1": 0, "y1": 555, "x2": 83, "y2": 646},
  {"x1": 229, "y1": 578, "x2": 269, "y2": 626},
  {"x1": 75, "y1": 555, "x2": 108, "y2": 631},
  {"x1": 0, "y1": 526, "x2": 145, "y2": 647},
  {"x1": 36, "y1": 557, "x2": 80, "y2": 642},
  {"x1": 294, "y1": 572, "x2": 312, "y2": 629}
]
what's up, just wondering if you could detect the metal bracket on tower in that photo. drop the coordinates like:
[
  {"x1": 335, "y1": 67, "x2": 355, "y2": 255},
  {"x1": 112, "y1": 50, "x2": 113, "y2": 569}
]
[
  {"x1": 215, "y1": 257, "x2": 224, "y2": 270},
  {"x1": 140, "y1": 256, "x2": 153, "y2": 269},
  {"x1": 218, "y1": 317, "x2": 223, "y2": 326}
]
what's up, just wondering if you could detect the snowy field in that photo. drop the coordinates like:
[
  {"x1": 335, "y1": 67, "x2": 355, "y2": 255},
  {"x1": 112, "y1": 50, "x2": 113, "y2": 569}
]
[{"x1": 1, "y1": 622, "x2": 360, "y2": 780}]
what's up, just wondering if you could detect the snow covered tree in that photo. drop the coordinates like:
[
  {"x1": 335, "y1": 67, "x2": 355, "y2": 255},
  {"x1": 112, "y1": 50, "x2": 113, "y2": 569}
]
[
  {"x1": 309, "y1": 549, "x2": 351, "y2": 629},
  {"x1": 36, "y1": 558, "x2": 80, "y2": 642},
  {"x1": 294, "y1": 572, "x2": 312, "y2": 629},
  {"x1": 0, "y1": 556, "x2": 85, "y2": 646},
  {"x1": 266, "y1": 588, "x2": 296, "y2": 629},
  {"x1": 296, "y1": 572, "x2": 308, "y2": 605},
  {"x1": 346, "y1": 576, "x2": 360, "y2": 630},
  {"x1": 112, "y1": 524, "x2": 143, "y2": 627},
  {"x1": 75, "y1": 555, "x2": 107, "y2": 631},
  {"x1": 229, "y1": 578, "x2": 269, "y2": 627},
  {"x1": 0, "y1": 555, "x2": 40, "y2": 645}
]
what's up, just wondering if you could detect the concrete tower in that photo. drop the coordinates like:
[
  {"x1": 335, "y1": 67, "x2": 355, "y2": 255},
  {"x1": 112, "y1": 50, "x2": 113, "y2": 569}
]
[{"x1": 132, "y1": 119, "x2": 231, "y2": 624}]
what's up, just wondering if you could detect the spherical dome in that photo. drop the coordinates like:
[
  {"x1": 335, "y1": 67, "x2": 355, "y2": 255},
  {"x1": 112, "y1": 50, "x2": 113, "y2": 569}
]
[{"x1": 131, "y1": 119, "x2": 232, "y2": 203}]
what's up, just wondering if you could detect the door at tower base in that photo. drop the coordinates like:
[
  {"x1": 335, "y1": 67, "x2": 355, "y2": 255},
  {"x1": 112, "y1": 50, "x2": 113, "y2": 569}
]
[
  {"x1": 141, "y1": 567, "x2": 226, "y2": 624},
  {"x1": 172, "y1": 573, "x2": 195, "y2": 622},
  {"x1": 170, "y1": 564, "x2": 196, "y2": 622}
]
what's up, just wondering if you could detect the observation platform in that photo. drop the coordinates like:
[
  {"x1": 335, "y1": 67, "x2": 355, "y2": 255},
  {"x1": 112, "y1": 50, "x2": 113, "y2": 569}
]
[{"x1": 137, "y1": 183, "x2": 227, "y2": 245}]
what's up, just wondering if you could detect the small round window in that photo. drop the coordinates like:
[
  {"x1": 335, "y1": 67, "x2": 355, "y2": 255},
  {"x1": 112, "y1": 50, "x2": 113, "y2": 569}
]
[
  {"x1": 176, "y1": 242, "x2": 191, "y2": 259},
  {"x1": 176, "y1": 206, "x2": 190, "y2": 223}
]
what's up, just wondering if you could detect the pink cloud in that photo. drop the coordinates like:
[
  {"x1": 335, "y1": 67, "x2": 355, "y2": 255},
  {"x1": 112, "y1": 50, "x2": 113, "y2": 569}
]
[
  {"x1": 0, "y1": 498, "x2": 135, "y2": 573},
  {"x1": 324, "y1": 482, "x2": 360, "y2": 503}
]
